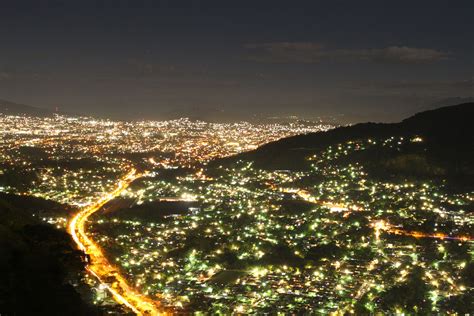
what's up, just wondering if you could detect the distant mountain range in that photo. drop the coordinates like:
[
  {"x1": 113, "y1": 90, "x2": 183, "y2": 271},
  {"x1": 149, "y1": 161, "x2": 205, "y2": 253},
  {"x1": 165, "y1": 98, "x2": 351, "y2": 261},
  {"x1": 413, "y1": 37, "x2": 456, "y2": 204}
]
[
  {"x1": 0, "y1": 99, "x2": 57, "y2": 116},
  {"x1": 1, "y1": 97, "x2": 473, "y2": 125}
]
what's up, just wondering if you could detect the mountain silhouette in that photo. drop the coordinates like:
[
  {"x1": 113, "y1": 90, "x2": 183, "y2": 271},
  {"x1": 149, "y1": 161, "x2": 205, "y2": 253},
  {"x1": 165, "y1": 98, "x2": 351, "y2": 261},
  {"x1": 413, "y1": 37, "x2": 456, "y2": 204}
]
[{"x1": 215, "y1": 103, "x2": 474, "y2": 188}]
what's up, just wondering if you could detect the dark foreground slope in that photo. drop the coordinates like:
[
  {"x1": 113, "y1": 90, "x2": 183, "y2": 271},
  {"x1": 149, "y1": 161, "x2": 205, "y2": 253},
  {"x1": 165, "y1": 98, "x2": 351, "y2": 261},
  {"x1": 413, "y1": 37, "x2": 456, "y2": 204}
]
[
  {"x1": 214, "y1": 103, "x2": 474, "y2": 187},
  {"x1": 0, "y1": 194, "x2": 98, "y2": 315}
]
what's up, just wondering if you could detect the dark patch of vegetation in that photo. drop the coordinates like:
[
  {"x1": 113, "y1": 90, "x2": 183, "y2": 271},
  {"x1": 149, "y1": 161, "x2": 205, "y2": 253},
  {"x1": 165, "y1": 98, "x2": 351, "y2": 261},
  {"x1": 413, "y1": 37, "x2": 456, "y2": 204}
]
[
  {"x1": 305, "y1": 242, "x2": 342, "y2": 262},
  {"x1": 0, "y1": 192, "x2": 74, "y2": 221},
  {"x1": 377, "y1": 266, "x2": 431, "y2": 314},
  {"x1": 277, "y1": 199, "x2": 315, "y2": 215},
  {"x1": 207, "y1": 270, "x2": 246, "y2": 285},
  {"x1": 439, "y1": 289, "x2": 474, "y2": 314},
  {"x1": 0, "y1": 169, "x2": 39, "y2": 191},
  {"x1": 106, "y1": 199, "x2": 199, "y2": 221}
]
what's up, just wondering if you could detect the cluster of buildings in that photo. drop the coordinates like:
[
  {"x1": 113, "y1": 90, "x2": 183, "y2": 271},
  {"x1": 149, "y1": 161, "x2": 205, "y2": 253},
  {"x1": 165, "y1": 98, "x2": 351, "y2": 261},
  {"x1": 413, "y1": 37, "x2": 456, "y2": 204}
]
[
  {"x1": 89, "y1": 136, "x2": 472, "y2": 313},
  {"x1": 1, "y1": 112, "x2": 472, "y2": 313}
]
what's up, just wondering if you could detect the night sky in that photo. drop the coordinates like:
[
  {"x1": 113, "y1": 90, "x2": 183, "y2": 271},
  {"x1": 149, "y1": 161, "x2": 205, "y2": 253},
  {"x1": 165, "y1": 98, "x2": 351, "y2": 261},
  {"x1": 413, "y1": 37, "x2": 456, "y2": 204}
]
[{"x1": 0, "y1": 1, "x2": 472, "y2": 122}]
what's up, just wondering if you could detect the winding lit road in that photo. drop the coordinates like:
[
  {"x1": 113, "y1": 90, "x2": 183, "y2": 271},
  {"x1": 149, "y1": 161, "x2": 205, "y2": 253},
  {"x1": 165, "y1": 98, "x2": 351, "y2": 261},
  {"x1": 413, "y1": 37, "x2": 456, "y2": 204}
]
[
  {"x1": 68, "y1": 171, "x2": 471, "y2": 315},
  {"x1": 284, "y1": 187, "x2": 473, "y2": 242},
  {"x1": 68, "y1": 168, "x2": 162, "y2": 315}
]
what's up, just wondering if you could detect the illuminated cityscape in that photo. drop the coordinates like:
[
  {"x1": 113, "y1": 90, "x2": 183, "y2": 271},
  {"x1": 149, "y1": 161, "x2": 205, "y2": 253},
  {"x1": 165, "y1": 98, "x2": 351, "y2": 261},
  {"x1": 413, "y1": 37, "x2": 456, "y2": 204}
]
[
  {"x1": 88, "y1": 135, "x2": 473, "y2": 314},
  {"x1": 0, "y1": 113, "x2": 336, "y2": 314},
  {"x1": 1, "y1": 108, "x2": 473, "y2": 314},
  {"x1": 0, "y1": 114, "x2": 332, "y2": 206},
  {"x1": 1, "y1": 2, "x2": 473, "y2": 315}
]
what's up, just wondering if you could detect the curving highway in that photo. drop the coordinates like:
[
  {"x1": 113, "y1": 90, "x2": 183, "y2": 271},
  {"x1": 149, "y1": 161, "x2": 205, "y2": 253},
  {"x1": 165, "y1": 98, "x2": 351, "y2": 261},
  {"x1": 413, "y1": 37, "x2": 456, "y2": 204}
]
[{"x1": 68, "y1": 168, "x2": 162, "y2": 315}]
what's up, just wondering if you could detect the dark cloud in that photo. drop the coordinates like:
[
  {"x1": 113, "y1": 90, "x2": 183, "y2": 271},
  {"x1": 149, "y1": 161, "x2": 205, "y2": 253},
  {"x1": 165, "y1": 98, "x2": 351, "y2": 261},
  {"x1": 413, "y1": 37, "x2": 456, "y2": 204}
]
[{"x1": 244, "y1": 42, "x2": 450, "y2": 64}]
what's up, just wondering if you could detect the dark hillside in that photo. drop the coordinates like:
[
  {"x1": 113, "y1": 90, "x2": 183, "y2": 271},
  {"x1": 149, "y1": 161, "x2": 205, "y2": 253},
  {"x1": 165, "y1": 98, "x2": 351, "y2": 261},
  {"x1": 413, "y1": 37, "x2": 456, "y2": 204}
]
[
  {"x1": 0, "y1": 99, "x2": 55, "y2": 117},
  {"x1": 213, "y1": 103, "x2": 474, "y2": 178},
  {"x1": 0, "y1": 194, "x2": 97, "y2": 315}
]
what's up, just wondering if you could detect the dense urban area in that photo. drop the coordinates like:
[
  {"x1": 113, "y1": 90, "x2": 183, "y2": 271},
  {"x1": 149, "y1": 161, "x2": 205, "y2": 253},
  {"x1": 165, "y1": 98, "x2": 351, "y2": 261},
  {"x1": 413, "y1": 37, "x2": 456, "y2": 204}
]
[{"x1": 1, "y1": 109, "x2": 473, "y2": 314}]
